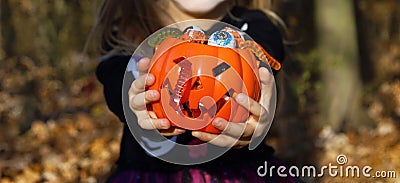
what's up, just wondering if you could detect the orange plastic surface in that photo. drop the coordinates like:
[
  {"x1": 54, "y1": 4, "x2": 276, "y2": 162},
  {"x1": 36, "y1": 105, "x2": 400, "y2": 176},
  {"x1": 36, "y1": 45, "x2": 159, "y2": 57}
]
[{"x1": 147, "y1": 37, "x2": 261, "y2": 134}]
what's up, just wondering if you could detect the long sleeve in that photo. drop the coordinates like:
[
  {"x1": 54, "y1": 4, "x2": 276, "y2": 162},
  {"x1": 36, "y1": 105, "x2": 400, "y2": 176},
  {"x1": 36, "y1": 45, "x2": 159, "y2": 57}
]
[{"x1": 96, "y1": 55, "x2": 131, "y2": 122}]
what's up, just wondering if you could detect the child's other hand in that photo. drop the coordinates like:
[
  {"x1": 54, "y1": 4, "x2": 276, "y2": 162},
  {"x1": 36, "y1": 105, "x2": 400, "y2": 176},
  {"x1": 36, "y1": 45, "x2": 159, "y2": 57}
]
[
  {"x1": 192, "y1": 67, "x2": 274, "y2": 149},
  {"x1": 128, "y1": 57, "x2": 186, "y2": 136}
]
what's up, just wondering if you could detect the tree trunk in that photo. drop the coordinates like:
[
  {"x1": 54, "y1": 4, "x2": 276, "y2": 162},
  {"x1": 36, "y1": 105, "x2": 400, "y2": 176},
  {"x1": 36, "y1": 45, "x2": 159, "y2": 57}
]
[
  {"x1": 315, "y1": 0, "x2": 375, "y2": 132},
  {"x1": 0, "y1": 0, "x2": 16, "y2": 57}
]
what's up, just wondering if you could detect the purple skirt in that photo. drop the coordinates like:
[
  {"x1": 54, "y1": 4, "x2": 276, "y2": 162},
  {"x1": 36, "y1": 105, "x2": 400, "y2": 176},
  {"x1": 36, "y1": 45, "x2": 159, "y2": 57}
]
[{"x1": 107, "y1": 158, "x2": 301, "y2": 183}]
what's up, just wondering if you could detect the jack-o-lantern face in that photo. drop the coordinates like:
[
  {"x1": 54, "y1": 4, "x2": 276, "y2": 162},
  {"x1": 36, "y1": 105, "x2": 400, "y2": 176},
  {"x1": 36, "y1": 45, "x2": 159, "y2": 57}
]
[{"x1": 147, "y1": 29, "x2": 261, "y2": 134}]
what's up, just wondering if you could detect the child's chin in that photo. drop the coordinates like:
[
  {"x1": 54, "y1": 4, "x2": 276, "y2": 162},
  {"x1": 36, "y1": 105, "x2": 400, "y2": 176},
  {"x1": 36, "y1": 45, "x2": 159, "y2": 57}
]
[{"x1": 173, "y1": 0, "x2": 228, "y2": 15}]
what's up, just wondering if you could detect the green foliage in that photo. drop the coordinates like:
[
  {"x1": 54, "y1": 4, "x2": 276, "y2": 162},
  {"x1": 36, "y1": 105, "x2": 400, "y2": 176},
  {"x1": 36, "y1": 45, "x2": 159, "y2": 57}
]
[
  {"x1": 0, "y1": 0, "x2": 99, "y2": 131},
  {"x1": 2, "y1": 0, "x2": 95, "y2": 66},
  {"x1": 290, "y1": 49, "x2": 321, "y2": 112}
]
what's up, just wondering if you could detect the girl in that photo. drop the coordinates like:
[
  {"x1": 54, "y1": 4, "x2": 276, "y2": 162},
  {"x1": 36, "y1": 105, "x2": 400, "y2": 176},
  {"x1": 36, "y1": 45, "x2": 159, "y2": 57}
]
[{"x1": 93, "y1": 0, "x2": 299, "y2": 182}]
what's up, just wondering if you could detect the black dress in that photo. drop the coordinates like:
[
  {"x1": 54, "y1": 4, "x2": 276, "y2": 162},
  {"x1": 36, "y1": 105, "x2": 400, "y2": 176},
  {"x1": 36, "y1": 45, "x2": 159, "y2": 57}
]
[{"x1": 96, "y1": 6, "x2": 299, "y2": 183}]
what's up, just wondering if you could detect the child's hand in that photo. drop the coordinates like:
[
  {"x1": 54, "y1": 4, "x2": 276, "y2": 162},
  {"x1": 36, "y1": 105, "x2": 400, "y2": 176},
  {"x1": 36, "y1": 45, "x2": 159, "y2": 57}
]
[
  {"x1": 128, "y1": 58, "x2": 186, "y2": 136},
  {"x1": 191, "y1": 67, "x2": 275, "y2": 149}
]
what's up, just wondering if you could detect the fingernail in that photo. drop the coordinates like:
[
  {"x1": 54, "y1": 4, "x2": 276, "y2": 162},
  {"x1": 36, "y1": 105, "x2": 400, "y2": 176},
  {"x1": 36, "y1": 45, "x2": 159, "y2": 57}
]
[
  {"x1": 260, "y1": 67, "x2": 268, "y2": 75},
  {"x1": 213, "y1": 119, "x2": 222, "y2": 128},
  {"x1": 147, "y1": 74, "x2": 154, "y2": 82},
  {"x1": 147, "y1": 90, "x2": 154, "y2": 98},
  {"x1": 149, "y1": 90, "x2": 157, "y2": 98},
  {"x1": 160, "y1": 119, "x2": 168, "y2": 128},
  {"x1": 192, "y1": 131, "x2": 201, "y2": 138},
  {"x1": 236, "y1": 93, "x2": 246, "y2": 104}
]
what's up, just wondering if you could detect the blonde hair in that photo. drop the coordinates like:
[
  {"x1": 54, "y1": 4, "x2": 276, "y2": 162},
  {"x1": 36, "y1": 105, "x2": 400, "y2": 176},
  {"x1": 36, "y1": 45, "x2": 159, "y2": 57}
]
[{"x1": 89, "y1": 0, "x2": 285, "y2": 57}]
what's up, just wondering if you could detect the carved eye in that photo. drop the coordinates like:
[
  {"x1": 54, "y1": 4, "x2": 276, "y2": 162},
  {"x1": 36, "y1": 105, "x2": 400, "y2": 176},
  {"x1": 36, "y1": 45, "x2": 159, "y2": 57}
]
[{"x1": 208, "y1": 30, "x2": 236, "y2": 48}]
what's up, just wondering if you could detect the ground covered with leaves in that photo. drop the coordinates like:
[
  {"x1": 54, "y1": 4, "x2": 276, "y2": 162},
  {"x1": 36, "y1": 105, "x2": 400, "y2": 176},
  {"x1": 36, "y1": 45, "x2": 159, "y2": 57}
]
[
  {"x1": 1, "y1": 1, "x2": 399, "y2": 182},
  {"x1": 0, "y1": 54, "x2": 122, "y2": 182}
]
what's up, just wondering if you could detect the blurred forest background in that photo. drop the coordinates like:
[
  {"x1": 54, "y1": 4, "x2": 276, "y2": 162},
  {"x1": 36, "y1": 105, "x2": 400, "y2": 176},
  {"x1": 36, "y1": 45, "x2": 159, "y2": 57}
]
[{"x1": 0, "y1": 0, "x2": 399, "y2": 182}]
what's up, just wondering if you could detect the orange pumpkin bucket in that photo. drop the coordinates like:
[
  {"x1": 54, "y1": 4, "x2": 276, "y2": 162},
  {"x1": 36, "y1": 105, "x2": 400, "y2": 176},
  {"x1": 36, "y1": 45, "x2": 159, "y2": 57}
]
[{"x1": 146, "y1": 27, "x2": 262, "y2": 134}]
